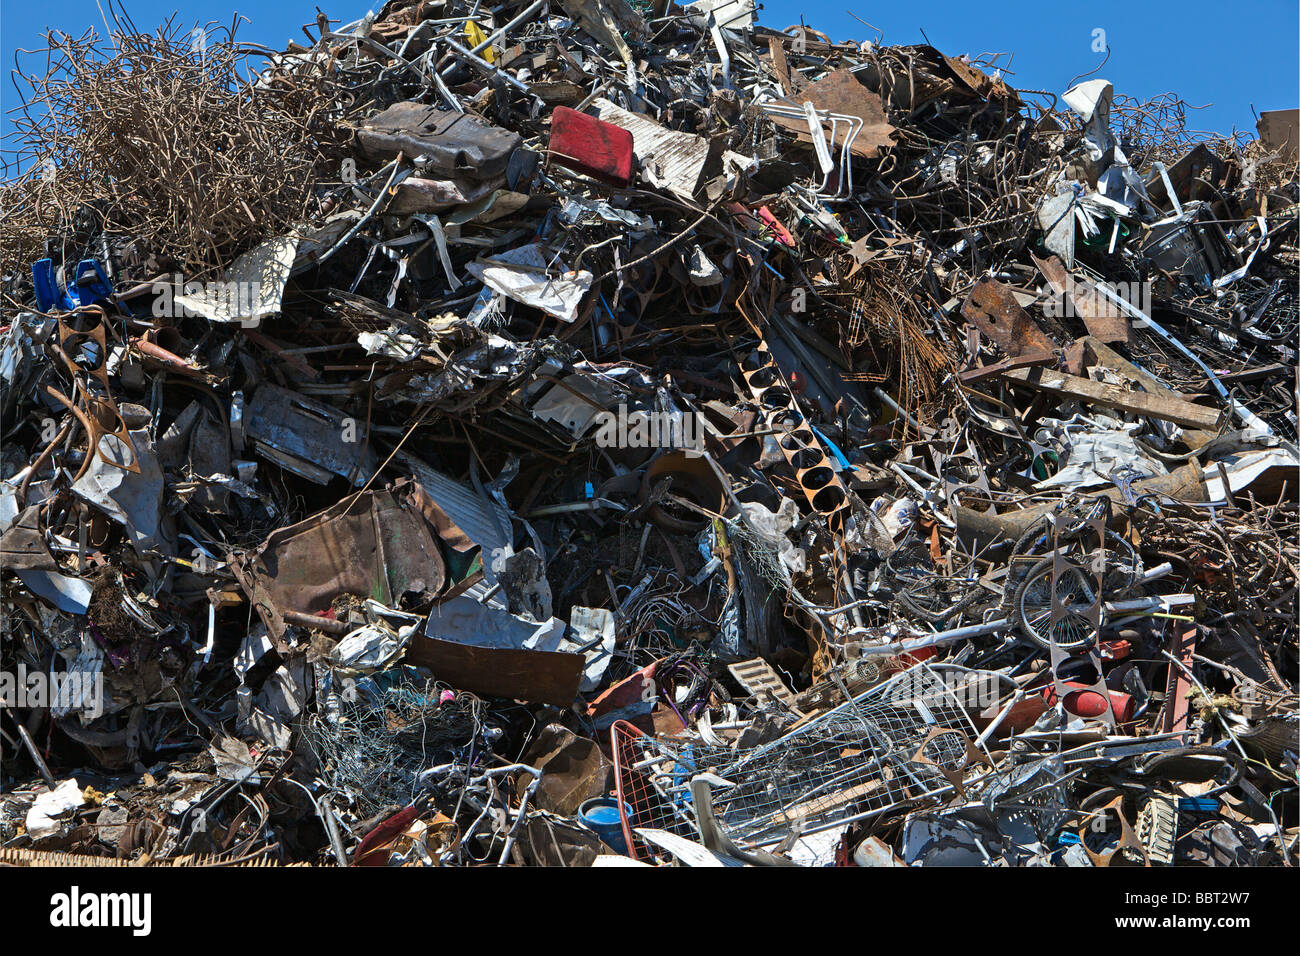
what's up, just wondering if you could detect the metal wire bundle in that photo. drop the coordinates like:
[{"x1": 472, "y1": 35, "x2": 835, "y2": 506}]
[
  {"x1": 1109, "y1": 92, "x2": 1255, "y2": 170},
  {"x1": 724, "y1": 514, "x2": 792, "y2": 592},
  {"x1": 837, "y1": 258, "x2": 957, "y2": 429}
]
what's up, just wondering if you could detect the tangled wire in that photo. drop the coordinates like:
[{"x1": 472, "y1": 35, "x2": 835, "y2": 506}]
[
  {"x1": 1132, "y1": 495, "x2": 1298, "y2": 685},
  {"x1": 304, "y1": 669, "x2": 487, "y2": 816}
]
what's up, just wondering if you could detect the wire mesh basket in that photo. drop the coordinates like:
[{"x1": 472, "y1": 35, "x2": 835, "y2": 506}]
[{"x1": 612, "y1": 663, "x2": 989, "y2": 858}]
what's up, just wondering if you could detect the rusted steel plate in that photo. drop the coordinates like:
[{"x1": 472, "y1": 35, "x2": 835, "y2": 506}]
[{"x1": 960, "y1": 277, "x2": 1056, "y2": 355}]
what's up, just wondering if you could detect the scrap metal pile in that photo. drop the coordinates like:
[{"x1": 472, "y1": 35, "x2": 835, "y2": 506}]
[{"x1": 0, "y1": 0, "x2": 1296, "y2": 867}]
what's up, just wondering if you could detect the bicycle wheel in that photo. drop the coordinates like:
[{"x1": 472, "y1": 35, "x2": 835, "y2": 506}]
[
  {"x1": 1011, "y1": 515, "x2": 1052, "y2": 558},
  {"x1": 1100, "y1": 532, "x2": 1143, "y2": 594},
  {"x1": 1014, "y1": 557, "x2": 1099, "y2": 652},
  {"x1": 1014, "y1": 517, "x2": 1142, "y2": 598},
  {"x1": 897, "y1": 575, "x2": 982, "y2": 622}
]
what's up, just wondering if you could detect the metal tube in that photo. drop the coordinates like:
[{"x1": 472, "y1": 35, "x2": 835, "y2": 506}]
[
  {"x1": 440, "y1": 37, "x2": 532, "y2": 94},
  {"x1": 6, "y1": 709, "x2": 56, "y2": 787},
  {"x1": 976, "y1": 686, "x2": 1032, "y2": 747},
  {"x1": 436, "y1": 0, "x2": 547, "y2": 73},
  {"x1": 849, "y1": 617, "x2": 1009, "y2": 657}
]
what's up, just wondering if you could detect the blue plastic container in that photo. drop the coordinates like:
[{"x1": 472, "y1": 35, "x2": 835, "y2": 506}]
[{"x1": 579, "y1": 797, "x2": 631, "y2": 855}]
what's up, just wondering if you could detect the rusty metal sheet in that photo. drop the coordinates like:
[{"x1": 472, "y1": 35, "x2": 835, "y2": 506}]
[
  {"x1": 0, "y1": 505, "x2": 60, "y2": 571},
  {"x1": 227, "y1": 555, "x2": 288, "y2": 652},
  {"x1": 1032, "y1": 253, "x2": 1133, "y2": 346},
  {"x1": 238, "y1": 481, "x2": 447, "y2": 633},
  {"x1": 1257, "y1": 109, "x2": 1299, "y2": 163},
  {"x1": 519, "y1": 724, "x2": 610, "y2": 815},
  {"x1": 767, "y1": 69, "x2": 895, "y2": 159},
  {"x1": 960, "y1": 277, "x2": 1056, "y2": 355},
  {"x1": 1143, "y1": 143, "x2": 1225, "y2": 208},
  {"x1": 1162, "y1": 628, "x2": 1198, "y2": 736},
  {"x1": 406, "y1": 635, "x2": 582, "y2": 707},
  {"x1": 938, "y1": 51, "x2": 1018, "y2": 105}
]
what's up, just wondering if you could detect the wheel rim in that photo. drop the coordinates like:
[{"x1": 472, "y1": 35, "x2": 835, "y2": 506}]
[{"x1": 1018, "y1": 562, "x2": 1098, "y2": 650}]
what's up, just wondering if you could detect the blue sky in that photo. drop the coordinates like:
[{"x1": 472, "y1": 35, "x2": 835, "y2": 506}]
[
  {"x1": 2, "y1": 0, "x2": 1297, "y2": 167},
  {"x1": 767, "y1": 0, "x2": 1299, "y2": 136}
]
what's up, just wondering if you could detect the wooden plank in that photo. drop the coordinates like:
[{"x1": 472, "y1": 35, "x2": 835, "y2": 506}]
[
  {"x1": 957, "y1": 349, "x2": 1055, "y2": 384},
  {"x1": 1080, "y1": 336, "x2": 1214, "y2": 449},
  {"x1": 1032, "y1": 253, "x2": 1133, "y2": 346},
  {"x1": 1080, "y1": 336, "x2": 1194, "y2": 401},
  {"x1": 770, "y1": 778, "x2": 886, "y2": 825},
  {"x1": 999, "y1": 366, "x2": 1224, "y2": 430}
]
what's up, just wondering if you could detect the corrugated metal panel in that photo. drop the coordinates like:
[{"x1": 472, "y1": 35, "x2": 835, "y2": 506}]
[
  {"x1": 396, "y1": 450, "x2": 512, "y2": 560},
  {"x1": 593, "y1": 99, "x2": 711, "y2": 201}
]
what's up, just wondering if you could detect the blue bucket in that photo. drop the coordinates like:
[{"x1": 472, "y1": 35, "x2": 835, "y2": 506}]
[{"x1": 579, "y1": 797, "x2": 631, "y2": 855}]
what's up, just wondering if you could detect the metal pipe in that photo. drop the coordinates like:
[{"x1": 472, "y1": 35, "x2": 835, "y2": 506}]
[
  {"x1": 435, "y1": 0, "x2": 547, "y2": 73},
  {"x1": 1138, "y1": 561, "x2": 1173, "y2": 583},
  {"x1": 440, "y1": 37, "x2": 532, "y2": 94},
  {"x1": 873, "y1": 386, "x2": 925, "y2": 432},
  {"x1": 1104, "y1": 593, "x2": 1194, "y2": 614},
  {"x1": 319, "y1": 795, "x2": 350, "y2": 867},
  {"x1": 5, "y1": 708, "x2": 56, "y2": 787},
  {"x1": 316, "y1": 157, "x2": 407, "y2": 266},
  {"x1": 976, "y1": 686, "x2": 1032, "y2": 747},
  {"x1": 848, "y1": 617, "x2": 1009, "y2": 657}
]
